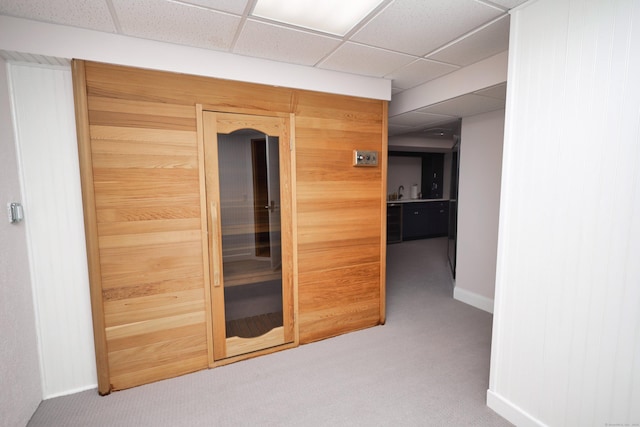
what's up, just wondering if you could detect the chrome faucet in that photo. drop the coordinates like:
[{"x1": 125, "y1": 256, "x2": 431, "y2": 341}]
[{"x1": 398, "y1": 185, "x2": 404, "y2": 199}]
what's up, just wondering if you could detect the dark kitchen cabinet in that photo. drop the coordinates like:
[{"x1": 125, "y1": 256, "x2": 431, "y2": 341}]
[
  {"x1": 426, "y1": 201, "x2": 449, "y2": 236},
  {"x1": 402, "y1": 202, "x2": 449, "y2": 240},
  {"x1": 422, "y1": 154, "x2": 444, "y2": 199},
  {"x1": 402, "y1": 204, "x2": 429, "y2": 240},
  {"x1": 387, "y1": 204, "x2": 402, "y2": 244}
]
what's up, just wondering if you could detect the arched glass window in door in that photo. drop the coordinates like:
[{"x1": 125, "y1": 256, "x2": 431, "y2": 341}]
[{"x1": 217, "y1": 130, "x2": 283, "y2": 339}]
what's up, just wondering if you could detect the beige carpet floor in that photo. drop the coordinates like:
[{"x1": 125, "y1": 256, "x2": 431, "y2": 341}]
[{"x1": 27, "y1": 237, "x2": 511, "y2": 426}]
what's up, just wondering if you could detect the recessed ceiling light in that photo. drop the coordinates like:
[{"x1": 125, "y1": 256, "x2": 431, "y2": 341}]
[{"x1": 252, "y1": 0, "x2": 385, "y2": 36}]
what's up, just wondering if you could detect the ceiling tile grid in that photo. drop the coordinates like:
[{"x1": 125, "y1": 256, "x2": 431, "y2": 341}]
[
  {"x1": 426, "y1": 15, "x2": 510, "y2": 67},
  {"x1": 0, "y1": 0, "x2": 530, "y2": 135},
  {"x1": 0, "y1": 0, "x2": 524, "y2": 92},
  {"x1": 318, "y1": 42, "x2": 416, "y2": 77},
  {"x1": 350, "y1": 0, "x2": 505, "y2": 56},
  {"x1": 234, "y1": 19, "x2": 342, "y2": 66},
  {"x1": 0, "y1": 0, "x2": 117, "y2": 33},
  {"x1": 111, "y1": 0, "x2": 241, "y2": 51},
  {"x1": 178, "y1": 0, "x2": 249, "y2": 15}
]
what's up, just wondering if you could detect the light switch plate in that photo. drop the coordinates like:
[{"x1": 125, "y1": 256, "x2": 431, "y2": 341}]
[
  {"x1": 8, "y1": 202, "x2": 24, "y2": 223},
  {"x1": 353, "y1": 150, "x2": 378, "y2": 167}
]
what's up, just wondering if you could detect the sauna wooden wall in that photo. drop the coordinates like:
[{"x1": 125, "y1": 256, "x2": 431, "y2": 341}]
[
  {"x1": 295, "y1": 92, "x2": 386, "y2": 342},
  {"x1": 73, "y1": 60, "x2": 387, "y2": 393}
]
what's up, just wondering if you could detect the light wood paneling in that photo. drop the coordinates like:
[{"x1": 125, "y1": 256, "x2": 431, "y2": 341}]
[
  {"x1": 72, "y1": 60, "x2": 111, "y2": 395},
  {"x1": 77, "y1": 61, "x2": 209, "y2": 393},
  {"x1": 226, "y1": 327, "x2": 285, "y2": 358},
  {"x1": 74, "y1": 60, "x2": 386, "y2": 392},
  {"x1": 294, "y1": 91, "x2": 385, "y2": 344}
]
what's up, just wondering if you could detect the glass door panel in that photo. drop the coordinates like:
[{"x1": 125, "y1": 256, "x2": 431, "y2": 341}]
[
  {"x1": 218, "y1": 132, "x2": 283, "y2": 340},
  {"x1": 203, "y1": 111, "x2": 293, "y2": 361}
]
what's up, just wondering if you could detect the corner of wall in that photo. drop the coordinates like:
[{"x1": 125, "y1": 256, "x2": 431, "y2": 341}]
[
  {"x1": 486, "y1": 390, "x2": 547, "y2": 427},
  {"x1": 453, "y1": 287, "x2": 494, "y2": 313},
  {"x1": 454, "y1": 109, "x2": 505, "y2": 307}
]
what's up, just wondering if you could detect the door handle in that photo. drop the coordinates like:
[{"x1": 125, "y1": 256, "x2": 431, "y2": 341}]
[
  {"x1": 265, "y1": 201, "x2": 279, "y2": 211},
  {"x1": 210, "y1": 202, "x2": 221, "y2": 288}
]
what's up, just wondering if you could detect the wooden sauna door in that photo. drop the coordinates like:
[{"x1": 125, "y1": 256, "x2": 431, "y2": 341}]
[{"x1": 203, "y1": 111, "x2": 294, "y2": 361}]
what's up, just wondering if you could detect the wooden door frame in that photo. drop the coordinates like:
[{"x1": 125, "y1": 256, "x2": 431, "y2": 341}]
[
  {"x1": 199, "y1": 109, "x2": 297, "y2": 367},
  {"x1": 251, "y1": 138, "x2": 270, "y2": 258}
]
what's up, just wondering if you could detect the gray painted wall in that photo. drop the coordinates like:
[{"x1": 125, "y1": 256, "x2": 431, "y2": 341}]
[
  {"x1": 0, "y1": 57, "x2": 42, "y2": 426},
  {"x1": 454, "y1": 109, "x2": 504, "y2": 311}
]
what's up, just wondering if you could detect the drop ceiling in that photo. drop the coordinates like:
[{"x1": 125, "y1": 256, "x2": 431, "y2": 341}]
[{"x1": 0, "y1": 0, "x2": 528, "y2": 135}]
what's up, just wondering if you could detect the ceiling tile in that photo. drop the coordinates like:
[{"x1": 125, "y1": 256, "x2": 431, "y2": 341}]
[
  {"x1": 387, "y1": 58, "x2": 459, "y2": 91},
  {"x1": 388, "y1": 111, "x2": 456, "y2": 127},
  {"x1": 351, "y1": 0, "x2": 503, "y2": 56},
  {"x1": 427, "y1": 15, "x2": 509, "y2": 66},
  {"x1": 178, "y1": 0, "x2": 249, "y2": 15},
  {"x1": 234, "y1": 20, "x2": 341, "y2": 66},
  {"x1": 112, "y1": 0, "x2": 240, "y2": 50},
  {"x1": 474, "y1": 83, "x2": 507, "y2": 100},
  {"x1": 0, "y1": 0, "x2": 117, "y2": 33},
  {"x1": 319, "y1": 43, "x2": 416, "y2": 77},
  {"x1": 419, "y1": 93, "x2": 504, "y2": 117}
]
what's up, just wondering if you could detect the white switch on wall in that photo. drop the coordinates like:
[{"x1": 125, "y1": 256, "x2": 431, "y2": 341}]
[{"x1": 7, "y1": 202, "x2": 24, "y2": 223}]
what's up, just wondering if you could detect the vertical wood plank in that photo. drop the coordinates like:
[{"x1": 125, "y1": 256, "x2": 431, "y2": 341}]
[
  {"x1": 202, "y1": 112, "x2": 227, "y2": 361},
  {"x1": 278, "y1": 115, "x2": 295, "y2": 344},
  {"x1": 196, "y1": 104, "x2": 214, "y2": 367},
  {"x1": 289, "y1": 113, "x2": 300, "y2": 345},
  {"x1": 379, "y1": 101, "x2": 388, "y2": 324},
  {"x1": 71, "y1": 60, "x2": 111, "y2": 395}
]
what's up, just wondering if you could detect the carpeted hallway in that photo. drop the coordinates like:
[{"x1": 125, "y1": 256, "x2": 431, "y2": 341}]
[{"x1": 27, "y1": 237, "x2": 512, "y2": 426}]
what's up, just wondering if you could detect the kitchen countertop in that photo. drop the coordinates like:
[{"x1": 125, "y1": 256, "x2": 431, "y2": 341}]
[{"x1": 387, "y1": 198, "x2": 449, "y2": 204}]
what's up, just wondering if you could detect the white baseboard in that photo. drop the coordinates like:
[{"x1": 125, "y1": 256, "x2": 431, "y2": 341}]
[
  {"x1": 487, "y1": 390, "x2": 547, "y2": 427},
  {"x1": 44, "y1": 383, "x2": 97, "y2": 400},
  {"x1": 453, "y1": 287, "x2": 494, "y2": 313}
]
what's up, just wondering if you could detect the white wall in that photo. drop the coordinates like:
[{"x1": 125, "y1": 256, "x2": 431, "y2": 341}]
[
  {"x1": 387, "y1": 156, "x2": 422, "y2": 199},
  {"x1": 454, "y1": 109, "x2": 505, "y2": 313},
  {"x1": 8, "y1": 63, "x2": 97, "y2": 399},
  {"x1": 0, "y1": 58, "x2": 42, "y2": 427},
  {"x1": 488, "y1": 0, "x2": 640, "y2": 426}
]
